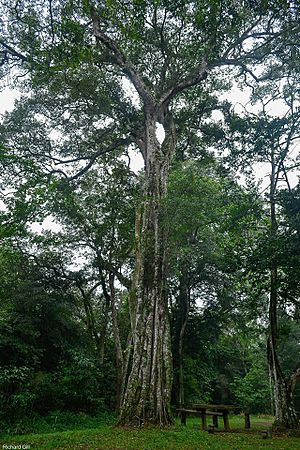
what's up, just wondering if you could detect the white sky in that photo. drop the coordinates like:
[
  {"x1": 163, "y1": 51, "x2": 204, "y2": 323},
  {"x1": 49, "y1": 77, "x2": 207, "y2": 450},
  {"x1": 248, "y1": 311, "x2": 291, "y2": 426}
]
[
  {"x1": 218, "y1": 86, "x2": 300, "y2": 191},
  {"x1": 0, "y1": 88, "x2": 20, "y2": 115}
]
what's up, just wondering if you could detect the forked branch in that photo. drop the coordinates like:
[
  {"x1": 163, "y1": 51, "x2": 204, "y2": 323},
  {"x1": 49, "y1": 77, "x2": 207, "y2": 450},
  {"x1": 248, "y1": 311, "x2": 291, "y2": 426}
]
[{"x1": 90, "y1": 5, "x2": 154, "y2": 107}]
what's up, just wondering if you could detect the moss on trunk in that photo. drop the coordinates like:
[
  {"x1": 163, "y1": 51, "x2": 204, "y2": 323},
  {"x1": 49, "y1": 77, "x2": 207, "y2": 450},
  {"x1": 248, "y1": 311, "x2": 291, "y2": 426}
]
[{"x1": 119, "y1": 116, "x2": 175, "y2": 426}]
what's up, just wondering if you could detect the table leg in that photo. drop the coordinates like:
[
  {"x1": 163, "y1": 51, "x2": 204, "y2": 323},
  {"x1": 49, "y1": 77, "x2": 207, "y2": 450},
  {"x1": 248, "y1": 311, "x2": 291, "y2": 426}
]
[
  {"x1": 201, "y1": 410, "x2": 207, "y2": 430},
  {"x1": 245, "y1": 412, "x2": 250, "y2": 429},
  {"x1": 213, "y1": 415, "x2": 218, "y2": 428},
  {"x1": 181, "y1": 411, "x2": 186, "y2": 426},
  {"x1": 223, "y1": 411, "x2": 229, "y2": 431}
]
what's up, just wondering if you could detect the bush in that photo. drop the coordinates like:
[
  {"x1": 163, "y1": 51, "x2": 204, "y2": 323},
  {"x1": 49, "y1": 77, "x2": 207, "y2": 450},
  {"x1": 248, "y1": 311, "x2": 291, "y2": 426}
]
[
  {"x1": 55, "y1": 353, "x2": 109, "y2": 413},
  {"x1": 31, "y1": 356, "x2": 115, "y2": 414},
  {"x1": 0, "y1": 366, "x2": 36, "y2": 422},
  {"x1": 183, "y1": 356, "x2": 216, "y2": 404},
  {"x1": 0, "y1": 351, "x2": 115, "y2": 426},
  {"x1": 231, "y1": 363, "x2": 271, "y2": 413}
]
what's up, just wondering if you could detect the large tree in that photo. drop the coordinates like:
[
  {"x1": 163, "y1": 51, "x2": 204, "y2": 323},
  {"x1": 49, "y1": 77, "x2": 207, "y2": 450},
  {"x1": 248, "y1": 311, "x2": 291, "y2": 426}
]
[{"x1": 1, "y1": 0, "x2": 299, "y2": 425}]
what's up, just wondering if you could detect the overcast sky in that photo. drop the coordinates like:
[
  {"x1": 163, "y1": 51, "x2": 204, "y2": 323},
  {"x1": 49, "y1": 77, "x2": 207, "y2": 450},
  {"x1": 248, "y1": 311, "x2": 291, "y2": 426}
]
[{"x1": 0, "y1": 87, "x2": 20, "y2": 115}]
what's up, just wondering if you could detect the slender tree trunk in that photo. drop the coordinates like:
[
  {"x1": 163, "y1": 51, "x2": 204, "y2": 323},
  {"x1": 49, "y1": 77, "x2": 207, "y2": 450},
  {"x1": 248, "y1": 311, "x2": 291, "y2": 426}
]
[
  {"x1": 178, "y1": 282, "x2": 190, "y2": 408},
  {"x1": 172, "y1": 274, "x2": 190, "y2": 408},
  {"x1": 98, "y1": 292, "x2": 110, "y2": 364},
  {"x1": 78, "y1": 285, "x2": 106, "y2": 362},
  {"x1": 268, "y1": 152, "x2": 299, "y2": 429},
  {"x1": 101, "y1": 272, "x2": 124, "y2": 413},
  {"x1": 109, "y1": 273, "x2": 124, "y2": 413},
  {"x1": 119, "y1": 111, "x2": 175, "y2": 426}
]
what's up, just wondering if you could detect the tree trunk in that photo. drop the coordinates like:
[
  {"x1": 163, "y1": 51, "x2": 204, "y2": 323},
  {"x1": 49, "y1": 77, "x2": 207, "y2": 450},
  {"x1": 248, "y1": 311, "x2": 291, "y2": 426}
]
[
  {"x1": 268, "y1": 271, "x2": 299, "y2": 428},
  {"x1": 172, "y1": 273, "x2": 190, "y2": 408},
  {"x1": 101, "y1": 272, "x2": 124, "y2": 413},
  {"x1": 268, "y1": 152, "x2": 299, "y2": 429},
  {"x1": 268, "y1": 336, "x2": 298, "y2": 429},
  {"x1": 98, "y1": 291, "x2": 110, "y2": 364},
  {"x1": 119, "y1": 112, "x2": 175, "y2": 426},
  {"x1": 78, "y1": 285, "x2": 106, "y2": 363},
  {"x1": 109, "y1": 273, "x2": 124, "y2": 414},
  {"x1": 178, "y1": 281, "x2": 190, "y2": 408}
]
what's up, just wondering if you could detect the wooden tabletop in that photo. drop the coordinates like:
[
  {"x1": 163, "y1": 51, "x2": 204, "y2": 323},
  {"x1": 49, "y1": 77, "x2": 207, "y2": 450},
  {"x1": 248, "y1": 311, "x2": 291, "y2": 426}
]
[{"x1": 190, "y1": 404, "x2": 239, "y2": 411}]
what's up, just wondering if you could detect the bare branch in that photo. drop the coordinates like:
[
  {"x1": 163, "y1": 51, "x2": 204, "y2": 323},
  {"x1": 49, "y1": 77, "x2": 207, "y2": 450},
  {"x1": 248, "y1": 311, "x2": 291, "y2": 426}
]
[
  {"x1": 67, "y1": 136, "x2": 132, "y2": 181},
  {"x1": 281, "y1": 163, "x2": 292, "y2": 193}
]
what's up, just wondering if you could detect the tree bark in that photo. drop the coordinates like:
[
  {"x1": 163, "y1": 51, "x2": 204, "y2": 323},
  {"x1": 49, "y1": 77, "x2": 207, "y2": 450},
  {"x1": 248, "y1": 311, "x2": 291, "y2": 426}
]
[
  {"x1": 178, "y1": 281, "x2": 190, "y2": 408},
  {"x1": 268, "y1": 335, "x2": 299, "y2": 429},
  {"x1": 78, "y1": 284, "x2": 106, "y2": 363},
  {"x1": 119, "y1": 111, "x2": 175, "y2": 426},
  {"x1": 109, "y1": 273, "x2": 124, "y2": 414},
  {"x1": 100, "y1": 272, "x2": 124, "y2": 413},
  {"x1": 172, "y1": 273, "x2": 190, "y2": 408},
  {"x1": 98, "y1": 291, "x2": 110, "y2": 364},
  {"x1": 268, "y1": 150, "x2": 299, "y2": 429}
]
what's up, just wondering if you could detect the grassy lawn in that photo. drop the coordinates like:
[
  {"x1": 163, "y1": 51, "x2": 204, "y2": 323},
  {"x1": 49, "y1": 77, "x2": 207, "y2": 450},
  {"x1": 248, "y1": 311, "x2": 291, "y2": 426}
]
[{"x1": 0, "y1": 414, "x2": 299, "y2": 450}]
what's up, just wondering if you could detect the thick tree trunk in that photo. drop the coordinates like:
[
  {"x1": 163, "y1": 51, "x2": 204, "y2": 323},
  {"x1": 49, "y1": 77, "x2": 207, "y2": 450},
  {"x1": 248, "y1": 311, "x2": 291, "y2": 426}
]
[
  {"x1": 119, "y1": 112, "x2": 174, "y2": 426},
  {"x1": 268, "y1": 336, "x2": 298, "y2": 429},
  {"x1": 268, "y1": 272, "x2": 299, "y2": 429}
]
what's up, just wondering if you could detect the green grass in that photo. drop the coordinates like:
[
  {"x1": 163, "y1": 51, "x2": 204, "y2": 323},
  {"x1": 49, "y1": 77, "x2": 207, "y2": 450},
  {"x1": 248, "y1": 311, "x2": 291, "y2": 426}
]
[
  {"x1": 0, "y1": 414, "x2": 299, "y2": 450},
  {"x1": 0, "y1": 411, "x2": 116, "y2": 436}
]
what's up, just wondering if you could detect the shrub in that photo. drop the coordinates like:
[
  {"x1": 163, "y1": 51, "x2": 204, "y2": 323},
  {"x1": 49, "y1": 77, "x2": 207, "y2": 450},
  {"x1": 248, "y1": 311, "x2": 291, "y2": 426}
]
[
  {"x1": 231, "y1": 363, "x2": 271, "y2": 413},
  {"x1": 0, "y1": 366, "x2": 36, "y2": 421}
]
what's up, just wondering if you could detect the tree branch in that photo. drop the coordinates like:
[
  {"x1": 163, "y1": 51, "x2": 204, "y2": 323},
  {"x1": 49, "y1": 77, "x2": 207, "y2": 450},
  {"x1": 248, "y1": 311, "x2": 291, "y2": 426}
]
[
  {"x1": 289, "y1": 365, "x2": 300, "y2": 393},
  {"x1": 96, "y1": 253, "x2": 131, "y2": 290},
  {"x1": 159, "y1": 60, "x2": 208, "y2": 106},
  {"x1": 90, "y1": 5, "x2": 154, "y2": 107},
  {"x1": 67, "y1": 136, "x2": 132, "y2": 181},
  {"x1": 0, "y1": 38, "x2": 27, "y2": 63}
]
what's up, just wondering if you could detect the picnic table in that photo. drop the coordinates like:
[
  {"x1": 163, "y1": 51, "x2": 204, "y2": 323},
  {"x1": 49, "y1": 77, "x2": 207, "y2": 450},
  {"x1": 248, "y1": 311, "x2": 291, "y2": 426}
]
[{"x1": 177, "y1": 403, "x2": 249, "y2": 431}]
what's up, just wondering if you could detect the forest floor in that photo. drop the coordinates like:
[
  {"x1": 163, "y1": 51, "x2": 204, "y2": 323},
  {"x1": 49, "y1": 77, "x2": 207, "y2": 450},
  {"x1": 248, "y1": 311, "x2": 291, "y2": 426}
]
[{"x1": 0, "y1": 413, "x2": 299, "y2": 449}]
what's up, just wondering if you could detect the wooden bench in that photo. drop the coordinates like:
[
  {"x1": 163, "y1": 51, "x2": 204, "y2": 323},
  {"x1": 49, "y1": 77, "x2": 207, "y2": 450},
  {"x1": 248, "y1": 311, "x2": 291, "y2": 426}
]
[
  {"x1": 177, "y1": 408, "x2": 223, "y2": 430},
  {"x1": 177, "y1": 404, "x2": 250, "y2": 431}
]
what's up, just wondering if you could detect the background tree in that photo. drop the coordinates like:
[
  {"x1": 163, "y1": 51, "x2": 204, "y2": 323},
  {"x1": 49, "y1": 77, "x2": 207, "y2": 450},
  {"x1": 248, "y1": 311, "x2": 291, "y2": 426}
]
[
  {"x1": 166, "y1": 159, "x2": 265, "y2": 408},
  {"x1": 220, "y1": 78, "x2": 300, "y2": 428}
]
